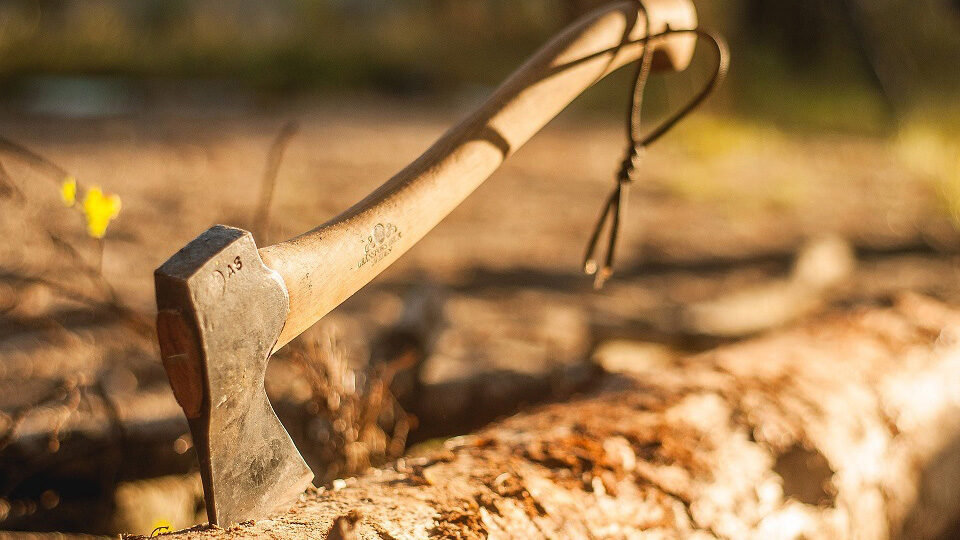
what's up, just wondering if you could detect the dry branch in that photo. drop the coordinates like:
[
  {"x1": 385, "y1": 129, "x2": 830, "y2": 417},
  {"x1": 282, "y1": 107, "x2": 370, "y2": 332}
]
[
  {"x1": 150, "y1": 295, "x2": 960, "y2": 539},
  {"x1": 252, "y1": 121, "x2": 299, "y2": 244}
]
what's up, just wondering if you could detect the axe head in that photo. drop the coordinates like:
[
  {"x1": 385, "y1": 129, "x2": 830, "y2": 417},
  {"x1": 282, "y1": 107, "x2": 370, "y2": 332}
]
[{"x1": 155, "y1": 225, "x2": 313, "y2": 526}]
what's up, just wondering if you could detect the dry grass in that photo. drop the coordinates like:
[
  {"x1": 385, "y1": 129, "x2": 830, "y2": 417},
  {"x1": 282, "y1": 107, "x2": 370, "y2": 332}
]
[{"x1": 287, "y1": 329, "x2": 412, "y2": 484}]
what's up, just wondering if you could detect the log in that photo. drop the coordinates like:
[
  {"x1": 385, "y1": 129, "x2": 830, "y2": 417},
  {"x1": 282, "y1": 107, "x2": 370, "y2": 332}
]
[
  {"x1": 0, "y1": 285, "x2": 596, "y2": 534},
  {"x1": 147, "y1": 294, "x2": 960, "y2": 539}
]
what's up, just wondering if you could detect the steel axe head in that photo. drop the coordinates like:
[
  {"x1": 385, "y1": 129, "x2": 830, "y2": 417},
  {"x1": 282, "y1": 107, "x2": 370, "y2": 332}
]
[{"x1": 155, "y1": 225, "x2": 313, "y2": 527}]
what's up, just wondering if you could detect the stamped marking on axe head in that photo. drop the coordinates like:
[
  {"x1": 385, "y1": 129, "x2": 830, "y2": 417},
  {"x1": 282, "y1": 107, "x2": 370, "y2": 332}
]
[{"x1": 155, "y1": 225, "x2": 313, "y2": 526}]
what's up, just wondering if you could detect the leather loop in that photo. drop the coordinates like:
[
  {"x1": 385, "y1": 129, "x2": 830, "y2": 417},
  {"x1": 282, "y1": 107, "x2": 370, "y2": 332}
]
[{"x1": 583, "y1": 11, "x2": 730, "y2": 289}]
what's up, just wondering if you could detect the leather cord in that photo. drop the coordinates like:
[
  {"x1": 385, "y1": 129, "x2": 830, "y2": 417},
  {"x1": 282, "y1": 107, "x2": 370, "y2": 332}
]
[{"x1": 583, "y1": 13, "x2": 730, "y2": 289}]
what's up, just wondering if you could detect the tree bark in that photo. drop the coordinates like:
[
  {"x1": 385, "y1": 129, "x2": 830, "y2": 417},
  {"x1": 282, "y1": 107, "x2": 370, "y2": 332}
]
[{"x1": 149, "y1": 294, "x2": 960, "y2": 539}]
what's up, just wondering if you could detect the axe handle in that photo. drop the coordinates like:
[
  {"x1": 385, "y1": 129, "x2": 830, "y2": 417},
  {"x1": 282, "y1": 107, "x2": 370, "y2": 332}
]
[{"x1": 261, "y1": 0, "x2": 697, "y2": 351}]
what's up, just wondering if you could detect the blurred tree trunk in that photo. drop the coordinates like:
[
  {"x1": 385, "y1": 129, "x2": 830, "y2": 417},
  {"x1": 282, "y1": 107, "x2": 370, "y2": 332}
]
[
  {"x1": 153, "y1": 295, "x2": 960, "y2": 539},
  {"x1": 557, "y1": 0, "x2": 602, "y2": 22},
  {"x1": 744, "y1": 0, "x2": 830, "y2": 65}
]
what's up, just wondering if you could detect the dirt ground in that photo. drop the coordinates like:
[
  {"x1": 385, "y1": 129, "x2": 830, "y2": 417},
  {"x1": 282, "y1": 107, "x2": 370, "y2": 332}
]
[{"x1": 0, "y1": 97, "x2": 958, "y2": 536}]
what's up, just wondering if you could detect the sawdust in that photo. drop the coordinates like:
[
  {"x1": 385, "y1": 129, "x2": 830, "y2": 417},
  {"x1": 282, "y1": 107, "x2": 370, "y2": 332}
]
[{"x1": 326, "y1": 510, "x2": 362, "y2": 540}]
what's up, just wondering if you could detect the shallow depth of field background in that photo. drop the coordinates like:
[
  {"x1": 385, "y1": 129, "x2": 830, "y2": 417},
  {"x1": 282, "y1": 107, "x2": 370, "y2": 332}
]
[{"x1": 0, "y1": 0, "x2": 958, "y2": 536}]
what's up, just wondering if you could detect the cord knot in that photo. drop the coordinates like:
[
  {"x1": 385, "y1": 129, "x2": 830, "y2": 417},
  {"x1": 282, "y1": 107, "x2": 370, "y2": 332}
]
[{"x1": 581, "y1": 14, "x2": 729, "y2": 289}]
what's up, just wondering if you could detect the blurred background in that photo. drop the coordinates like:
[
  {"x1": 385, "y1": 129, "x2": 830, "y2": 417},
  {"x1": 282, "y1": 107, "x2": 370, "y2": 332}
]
[
  {"x1": 0, "y1": 0, "x2": 958, "y2": 537},
  {"x1": 0, "y1": 0, "x2": 958, "y2": 126}
]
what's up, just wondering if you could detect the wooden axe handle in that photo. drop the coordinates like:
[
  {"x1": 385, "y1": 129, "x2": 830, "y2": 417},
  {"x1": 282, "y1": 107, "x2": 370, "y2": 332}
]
[{"x1": 261, "y1": 0, "x2": 697, "y2": 351}]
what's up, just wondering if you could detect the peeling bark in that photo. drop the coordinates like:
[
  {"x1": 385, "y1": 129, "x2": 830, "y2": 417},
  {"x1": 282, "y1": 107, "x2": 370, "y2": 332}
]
[{"x1": 146, "y1": 295, "x2": 960, "y2": 539}]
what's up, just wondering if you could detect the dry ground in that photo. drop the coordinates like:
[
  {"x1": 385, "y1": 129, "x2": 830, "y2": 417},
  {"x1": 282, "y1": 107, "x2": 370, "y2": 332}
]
[{"x1": 0, "y1": 98, "x2": 958, "y2": 536}]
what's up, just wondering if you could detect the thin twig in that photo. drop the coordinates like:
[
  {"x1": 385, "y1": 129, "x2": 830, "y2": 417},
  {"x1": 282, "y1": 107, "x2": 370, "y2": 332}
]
[
  {"x1": 44, "y1": 231, "x2": 153, "y2": 335},
  {"x1": 0, "y1": 268, "x2": 153, "y2": 338},
  {"x1": 0, "y1": 160, "x2": 23, "y2": 201},
  {"x1": 0, "y1": 135, "x2": 70, "y2": 181},
  {"x1": 95, "y1": 237, "x2": 105, "y2": 274},
  {"x1": 253, "y1": 121, "x2": 299, "y2": 243}
]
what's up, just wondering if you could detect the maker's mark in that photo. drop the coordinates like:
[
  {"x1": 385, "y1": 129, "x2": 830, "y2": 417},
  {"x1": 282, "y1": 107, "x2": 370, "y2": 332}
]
[{"x1": 358, "y1": 223, "x2": 402, "y2": 269}]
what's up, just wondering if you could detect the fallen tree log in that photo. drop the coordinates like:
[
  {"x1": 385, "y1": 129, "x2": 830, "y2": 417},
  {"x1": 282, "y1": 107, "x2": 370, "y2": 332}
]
[{"x1": 151, "y1": 294, "x2": 960, "y2": 539}]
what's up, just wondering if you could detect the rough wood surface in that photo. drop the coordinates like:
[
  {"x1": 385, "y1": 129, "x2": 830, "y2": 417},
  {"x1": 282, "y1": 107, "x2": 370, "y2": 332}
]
[{"x1": 150, "y1": 295, "x2": 960, "y2": 539}]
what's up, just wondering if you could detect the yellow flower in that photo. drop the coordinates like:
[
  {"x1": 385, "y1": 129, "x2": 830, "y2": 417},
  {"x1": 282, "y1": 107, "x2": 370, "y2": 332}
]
[
  {"x1": 81, "y1": 186, "x2": 122, "y2": 238},
  {"x1": 150, "y1": 518, "x2": 172, "y2": 536},
  {"x1": 60, "y1": 176, "x2": 77, "y2": 207}
]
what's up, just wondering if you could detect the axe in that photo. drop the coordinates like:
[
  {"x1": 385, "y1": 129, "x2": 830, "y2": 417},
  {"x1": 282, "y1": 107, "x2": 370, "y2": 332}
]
[{"x1": 155, "y1": 0, "x2": 705, "y2": 527}]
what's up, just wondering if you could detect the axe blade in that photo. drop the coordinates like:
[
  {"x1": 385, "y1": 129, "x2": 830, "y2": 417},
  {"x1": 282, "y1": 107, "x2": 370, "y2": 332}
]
[{"x1": 155, "y1": 225, "x2": 313, "y2": 526}]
